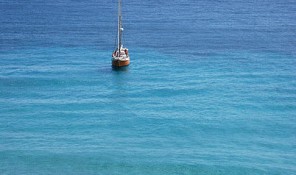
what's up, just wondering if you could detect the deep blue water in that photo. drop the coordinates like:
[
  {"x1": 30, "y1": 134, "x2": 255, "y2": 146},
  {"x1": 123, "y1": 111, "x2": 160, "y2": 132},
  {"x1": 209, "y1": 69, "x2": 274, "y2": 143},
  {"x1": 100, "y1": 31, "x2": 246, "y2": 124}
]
[{"x1": 1, "y1": 0, "x2": 296, "y2": 174}]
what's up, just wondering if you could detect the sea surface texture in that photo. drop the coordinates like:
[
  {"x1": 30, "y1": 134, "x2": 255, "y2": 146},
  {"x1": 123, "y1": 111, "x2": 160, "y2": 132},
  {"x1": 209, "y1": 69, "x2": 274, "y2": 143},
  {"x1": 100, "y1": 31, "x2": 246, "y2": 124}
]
[{"x1": 1, "y1": 0, "x2": 296, "y2": 174}]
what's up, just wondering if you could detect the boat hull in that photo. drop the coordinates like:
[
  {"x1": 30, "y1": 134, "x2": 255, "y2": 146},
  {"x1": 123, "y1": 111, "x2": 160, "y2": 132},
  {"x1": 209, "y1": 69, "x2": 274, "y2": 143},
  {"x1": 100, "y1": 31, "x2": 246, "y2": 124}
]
[{"x1": 112, "y1": 59, "x2": 130, "y2": 67}]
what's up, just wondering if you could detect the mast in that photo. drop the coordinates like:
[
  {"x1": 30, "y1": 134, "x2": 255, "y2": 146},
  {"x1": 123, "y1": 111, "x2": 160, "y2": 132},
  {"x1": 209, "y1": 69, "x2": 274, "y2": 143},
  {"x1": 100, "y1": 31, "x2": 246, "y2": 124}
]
[{"x1": 117, "y1": 0, "x2": 122, "y2": 56}]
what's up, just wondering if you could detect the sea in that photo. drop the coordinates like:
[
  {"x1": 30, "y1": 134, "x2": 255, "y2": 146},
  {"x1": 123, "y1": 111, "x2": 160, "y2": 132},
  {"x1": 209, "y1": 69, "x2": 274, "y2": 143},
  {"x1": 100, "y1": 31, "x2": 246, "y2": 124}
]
[{"x1": 0, "y1": 0, "x2": 295, "y2": 174}]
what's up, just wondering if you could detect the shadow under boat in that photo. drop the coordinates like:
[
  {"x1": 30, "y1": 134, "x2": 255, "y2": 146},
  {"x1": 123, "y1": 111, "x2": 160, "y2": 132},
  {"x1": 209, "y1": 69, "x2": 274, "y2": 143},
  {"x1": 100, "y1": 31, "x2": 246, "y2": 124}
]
[{"x1": 112, "y1": 65, "x2": 129, "y2": 72}]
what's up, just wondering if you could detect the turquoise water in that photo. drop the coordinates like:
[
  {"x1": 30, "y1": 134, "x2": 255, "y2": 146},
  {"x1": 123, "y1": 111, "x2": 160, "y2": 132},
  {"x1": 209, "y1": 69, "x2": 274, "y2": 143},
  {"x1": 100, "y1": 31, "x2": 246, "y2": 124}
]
[{"x1": 1, "y1": 0, "x2": 296, "y2": 174}]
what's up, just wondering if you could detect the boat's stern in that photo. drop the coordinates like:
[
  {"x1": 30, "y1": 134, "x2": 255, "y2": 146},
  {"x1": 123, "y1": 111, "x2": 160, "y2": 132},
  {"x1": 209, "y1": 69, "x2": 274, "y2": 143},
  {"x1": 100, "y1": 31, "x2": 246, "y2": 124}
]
[{"x1": 112, "y1": 48, "x2": 130, "y2": 67}]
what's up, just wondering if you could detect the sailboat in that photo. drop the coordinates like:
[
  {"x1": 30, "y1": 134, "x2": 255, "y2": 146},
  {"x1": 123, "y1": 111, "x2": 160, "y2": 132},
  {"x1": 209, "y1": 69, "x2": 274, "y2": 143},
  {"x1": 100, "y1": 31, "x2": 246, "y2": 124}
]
[{"x1": 112, "y1": 0, "x2": 130, "y2": 68}]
